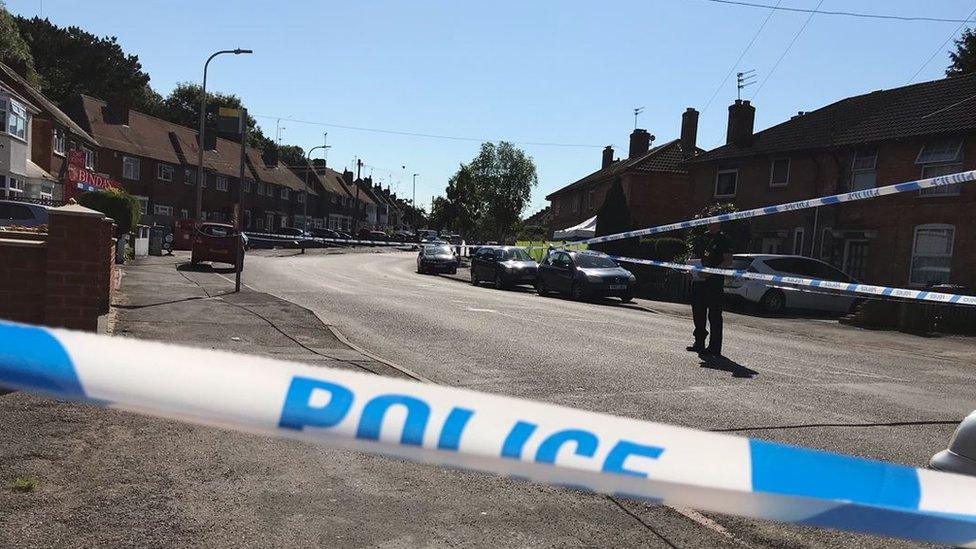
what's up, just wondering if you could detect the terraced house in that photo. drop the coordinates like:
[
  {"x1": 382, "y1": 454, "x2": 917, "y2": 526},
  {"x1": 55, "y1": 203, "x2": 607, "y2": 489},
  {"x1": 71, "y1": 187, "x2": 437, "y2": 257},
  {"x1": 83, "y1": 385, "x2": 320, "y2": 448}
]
[{"x1": 687, "y1": 73, "x2": 976, "y2": 289}]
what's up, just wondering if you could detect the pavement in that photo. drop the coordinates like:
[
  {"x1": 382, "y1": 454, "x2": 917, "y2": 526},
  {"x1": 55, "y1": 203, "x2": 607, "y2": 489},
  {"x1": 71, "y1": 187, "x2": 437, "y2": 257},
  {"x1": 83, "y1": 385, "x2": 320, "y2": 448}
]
[{"x1": 1, "y1": 247, "x2": 973, "y2": 548}]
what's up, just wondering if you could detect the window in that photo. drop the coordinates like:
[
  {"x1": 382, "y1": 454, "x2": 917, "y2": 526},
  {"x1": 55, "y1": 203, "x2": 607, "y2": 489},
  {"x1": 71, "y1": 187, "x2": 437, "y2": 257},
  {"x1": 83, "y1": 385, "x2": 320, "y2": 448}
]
[
  {"x1": 910, "y1": 224, "x2": 954, "y2": 286},
  {"x1": 157, "y1": 163, "x2": 173, "y2": 182},
  {"x1": 244, "y1": 210, "x2": 252, "y2": 228},
  {"x1": 297, "y1": 191, "x2": 305, "y2": 203},
  {"x1": 216, "y1": 176, "x2": 229, "y2": 192},
  {"x1": 135, "y1": 196, "x2": 148, "y2": 215},
  {"x1": 180, "y1": 209, "x2": 189, "y2": 219},
  {"x1": 265, "y1": 212, "x2": 274, "y2": 228},
  {"x1": 761, "y1": 237, "x2": 782, "y2": 254},
  {"x1": 7, "y1": 100, "x2": 26, "y2": 140},
  {"x1": 281, "y1": 187, "x2": 290, "y2": 200},
  {"x1": 2, "y1": 176, "x2": 25, "y2": 197},
  {"x1": 919, "y1": 161, "x2": 964, "y2": 197},
  {"x1": 279, "y1": 215, "x2": 288, "y2": 228},
  {"x1": 851, "y1": 148, "x2": 877, "y2": 191},
  {"x1": 122, "y1": 156, "x2": 140, "y2": 180},
  {"x1": 792, "y1": 227, "x2": 805, "y2": 256},
  {"x1": 53, "y1": 128, "x2": 66, "y2": 155},
  {"x1": 184, "y1": 168, "x2": 197, "y2": 185},
  {"x1": 916, "y1": 139, "x2": 962, "y2": 165},
  {"x1": 257, "y1": 182, "x2": 266, "y2": 196},
  {"x1": 243, "y1": 180, "x2": 252, "y2": 193},
  {"x1": 153, "y1": 204, "x2": 173, "y2": 217},
  {"x1": 714, "y1": 169, "x2": 738, "y2": 197},
  {"x1": 769, "y1": 158, "x2": 790, "y2": 187},
  {"x1": 201, "y1": 173, "x2": 208, "y2": 188},
  {"x1": 83, "y1": 147, "x2": 95, "y2": 169}
]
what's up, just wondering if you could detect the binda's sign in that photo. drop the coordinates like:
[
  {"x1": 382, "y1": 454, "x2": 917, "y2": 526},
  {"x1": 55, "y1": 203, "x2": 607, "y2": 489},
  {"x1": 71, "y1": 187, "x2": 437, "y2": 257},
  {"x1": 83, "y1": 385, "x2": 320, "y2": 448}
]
[{"x1": 63, "y1": 150, "x2": 120, "y2": 199}]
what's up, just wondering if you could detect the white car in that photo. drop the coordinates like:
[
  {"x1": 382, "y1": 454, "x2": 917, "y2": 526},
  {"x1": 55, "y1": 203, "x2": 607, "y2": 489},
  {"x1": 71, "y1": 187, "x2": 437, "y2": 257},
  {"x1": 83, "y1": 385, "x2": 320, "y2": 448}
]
[{"x1": 723, "y1": 254, "x2": 859, "y2": 314}]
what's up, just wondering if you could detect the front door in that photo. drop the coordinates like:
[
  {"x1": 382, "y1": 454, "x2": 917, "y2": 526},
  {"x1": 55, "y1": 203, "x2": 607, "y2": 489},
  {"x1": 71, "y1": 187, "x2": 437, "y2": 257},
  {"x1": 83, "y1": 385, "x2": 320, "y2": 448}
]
[{"x1": 843, "y1": 240, "x2": 869, "y2": 281}]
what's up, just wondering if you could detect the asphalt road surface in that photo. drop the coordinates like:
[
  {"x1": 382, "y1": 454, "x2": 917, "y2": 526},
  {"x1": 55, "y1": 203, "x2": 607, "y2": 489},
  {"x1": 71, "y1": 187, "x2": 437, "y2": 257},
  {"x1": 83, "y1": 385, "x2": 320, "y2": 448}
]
[{"x1": 238, "y1": 248, "x2": 976, "y2": 548}]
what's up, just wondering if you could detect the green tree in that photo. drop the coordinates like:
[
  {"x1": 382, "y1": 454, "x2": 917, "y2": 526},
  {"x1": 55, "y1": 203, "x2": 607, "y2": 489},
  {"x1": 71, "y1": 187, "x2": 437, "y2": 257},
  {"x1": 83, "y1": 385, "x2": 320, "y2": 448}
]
[
  {"x1": 592, "y1": 177, "x2": 637, "y2": 257},
  {"x1": 947, "y1": 28, "x2": 976, "y2": 76},
  {"x1": 14, "y1": 16, "x2": 159, "y2": 111},
  {"x1": 440, "y1": 163, "x2": 482, "y2": 238},
  {"x1": 277, "y1": 145, "x2": 305, "y2": 168},
  {"x1": 686, "y1": 203, "x2": 751, "y2": 256},
  {"x1": 468, "y1": 142, "x2": 537, "y2": 240},
  {"x1": 0, "y1": 4, "x2": 37, "y2": 84},
  {"x1": 155, "y1": 82, "x2": 269, "y2": 148}
]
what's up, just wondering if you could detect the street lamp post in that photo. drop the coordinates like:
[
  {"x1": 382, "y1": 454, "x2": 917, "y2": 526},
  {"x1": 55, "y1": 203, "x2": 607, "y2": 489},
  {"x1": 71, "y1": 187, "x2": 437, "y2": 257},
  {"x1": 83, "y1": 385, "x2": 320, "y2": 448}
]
[
  {"x1": 195, "y1": 48, "x2": 252, "y2": 221},
  {"x1": 303, "y1": 143, "x2": 330, "y2": 232},
  {"x1": 412, "y1": 173, "x2": 419, "y2": 230}
]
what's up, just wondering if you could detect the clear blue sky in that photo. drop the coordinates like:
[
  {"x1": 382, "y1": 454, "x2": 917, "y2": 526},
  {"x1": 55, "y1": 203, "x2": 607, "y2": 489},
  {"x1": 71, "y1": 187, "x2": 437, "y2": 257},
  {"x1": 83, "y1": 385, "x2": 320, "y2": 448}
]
[{"x1": 7, "y1": 0, "x2": 975, "y2": 216}]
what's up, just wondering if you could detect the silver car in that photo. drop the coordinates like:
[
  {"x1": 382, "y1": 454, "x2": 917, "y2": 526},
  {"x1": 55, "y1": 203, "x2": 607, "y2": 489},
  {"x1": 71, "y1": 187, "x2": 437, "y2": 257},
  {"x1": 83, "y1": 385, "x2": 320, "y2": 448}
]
[
  {"x1": 0, "y1": 200, "x2": 49, "y2": 228},
  {"x1": 724, "y1": 254, "x2": 859, "y2": 313}
]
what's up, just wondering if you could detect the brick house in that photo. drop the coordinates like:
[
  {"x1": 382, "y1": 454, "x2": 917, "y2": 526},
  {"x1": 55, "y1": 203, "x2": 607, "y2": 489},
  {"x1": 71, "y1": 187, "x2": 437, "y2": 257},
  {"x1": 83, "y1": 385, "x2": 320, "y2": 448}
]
[
  {"x1": 688, "y1": 73, "x2": 976, "y2": 289},
  {"x1": 65, "y1": 94, "x2": 317, "y2": 231},
  {"x1": 0, "y1": 63, "x2": 99, "y2": 202},
  {"x1": 546, "y1": 109, "x2": 703, "y2": 237}
]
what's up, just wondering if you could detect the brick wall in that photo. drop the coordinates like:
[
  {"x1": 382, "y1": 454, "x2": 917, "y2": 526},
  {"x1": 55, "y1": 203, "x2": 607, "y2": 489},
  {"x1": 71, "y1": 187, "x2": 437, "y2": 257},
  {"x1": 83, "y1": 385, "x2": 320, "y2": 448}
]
[{"x1": 0, "y1": 204, "x2": 116, "y2": 331}]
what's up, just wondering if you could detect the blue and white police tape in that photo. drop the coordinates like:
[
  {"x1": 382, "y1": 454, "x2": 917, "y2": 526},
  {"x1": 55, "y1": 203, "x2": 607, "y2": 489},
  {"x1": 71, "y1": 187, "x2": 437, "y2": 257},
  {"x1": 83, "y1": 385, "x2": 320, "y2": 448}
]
[
  {"x1": 2, "y1": 320, "x2": 975, "y2": 546},
  {"x1": 611, "y1": 255, "x2": 976, "y2": 307},
  {"x1": 579, "y1": 169, "x2": 976, "y2": 246},
  {"x1": 242, "y1": 231, "x2": 476, "y2": 249}
]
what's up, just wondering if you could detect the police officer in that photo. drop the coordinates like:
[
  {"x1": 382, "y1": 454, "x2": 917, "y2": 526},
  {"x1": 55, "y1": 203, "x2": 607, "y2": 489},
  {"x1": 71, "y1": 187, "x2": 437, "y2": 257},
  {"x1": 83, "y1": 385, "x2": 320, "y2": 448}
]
[{"x1": 687, "y1": 221, "x2": 732, "y2": 357}]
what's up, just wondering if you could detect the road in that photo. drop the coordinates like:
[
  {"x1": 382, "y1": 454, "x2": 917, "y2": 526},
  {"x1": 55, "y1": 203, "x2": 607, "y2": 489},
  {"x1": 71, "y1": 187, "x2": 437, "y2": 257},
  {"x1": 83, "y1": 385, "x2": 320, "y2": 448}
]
[{"x1": 235, "y1": 248, "x2": 975, "y2": 548}]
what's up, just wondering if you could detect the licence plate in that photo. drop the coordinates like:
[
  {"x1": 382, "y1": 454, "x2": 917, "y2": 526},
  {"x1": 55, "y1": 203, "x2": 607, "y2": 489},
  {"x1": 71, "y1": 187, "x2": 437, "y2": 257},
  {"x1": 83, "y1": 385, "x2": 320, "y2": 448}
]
[{"x1": 609, "y1": 284, "x2": 627, "y2": 290}]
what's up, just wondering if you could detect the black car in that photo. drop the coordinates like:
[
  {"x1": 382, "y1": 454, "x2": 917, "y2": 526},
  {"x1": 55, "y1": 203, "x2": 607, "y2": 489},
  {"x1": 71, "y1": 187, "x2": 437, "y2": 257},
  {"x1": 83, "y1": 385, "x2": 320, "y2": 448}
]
[
  {"x1": 417, "y1": 244, "x2": 459, "y2": 274},
  {"x1": 310, "y1": 227, "x2": 341, "y2": 240},
  {"x1": 536, "y1": 250, "x2": 636, "y2": 302},
  {"x1": 275, "y1": 227, "x2": 309, "y2": 238},
  {"x1": 470, "y1": 246, "x2": 538, "y2": 289}
]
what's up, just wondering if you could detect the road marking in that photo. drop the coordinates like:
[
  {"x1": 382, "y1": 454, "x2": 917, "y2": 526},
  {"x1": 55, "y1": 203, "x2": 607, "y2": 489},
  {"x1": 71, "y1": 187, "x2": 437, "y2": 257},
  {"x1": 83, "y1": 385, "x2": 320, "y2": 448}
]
[{"x1": 466, "y1": 307, "x2": 497, "y2": 313}]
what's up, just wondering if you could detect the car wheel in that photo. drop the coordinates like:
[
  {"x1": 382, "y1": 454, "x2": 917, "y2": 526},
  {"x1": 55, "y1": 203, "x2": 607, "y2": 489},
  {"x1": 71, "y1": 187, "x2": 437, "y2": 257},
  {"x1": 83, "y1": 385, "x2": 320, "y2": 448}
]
[
  {"x1": 571, "y1": 281, "x2": 584, "y2": 301},
  {"x1": 760, "y1": 289, "x2": 786, "y2": 313},
  {"x1": 471, "y1": 270, "x2": 479, "y2": 285},
  {"x1": 417, "y1": 264, "x2": 424, "y2": 274},
  {"x1": 620, "y1": 293, "x2": 634, "y2": 303},
  {"x1": 536, "y1": 279, "x2": 548, "y2": 296},
  {"x1": 495, "y1": 271, "x2": 507, "y2": 290},
  {"x1": 449, "y1": 268, "x2": 457, "y2": 275}
]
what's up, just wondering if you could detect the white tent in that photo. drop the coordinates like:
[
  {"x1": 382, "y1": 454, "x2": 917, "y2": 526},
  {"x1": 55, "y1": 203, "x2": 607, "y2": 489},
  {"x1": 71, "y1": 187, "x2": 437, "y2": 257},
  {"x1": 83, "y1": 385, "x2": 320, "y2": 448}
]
[{"x1": 553, "y1": 215, "x2": 597, "y2": 240}]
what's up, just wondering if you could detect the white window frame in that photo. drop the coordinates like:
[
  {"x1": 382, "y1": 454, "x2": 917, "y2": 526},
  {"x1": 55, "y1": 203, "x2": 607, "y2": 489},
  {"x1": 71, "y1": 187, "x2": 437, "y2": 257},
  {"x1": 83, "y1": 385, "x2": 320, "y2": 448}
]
[
  {"x1": 851, "y1": 148, "x2": 878, "y2": 192},
  {"x1": 281, "y1": 187, "x2": 290, "y2": 200},
  {"x1": 3, "y1": 176, "x2": 25, "y2": 196},
  {"x1": 297, "y1": 191, "x2": 305, "y2": 203},
  {"x1": 257, "y1": 182, "x2": 266, "y2": 196},
  {"x1": 184, "y1": 168, "x2": 197, "y2": 186},
  {"x1": 53, "y1": 128, "x2": 66, "y2": 156},
  {"x1": 769, "y1": 158, "x2": 790, "y2": 188},
  {"x1": 135, "y1": 196, "x2": 148, "y2": 215},
  {"x1": 714, "y1": 168, "x2": 738, "y2": 198},
  {"x1": 157, "y1": 163, "x2": 174, "y2": 182},
  {"x1": 915, "y1": 139, "x2": 962, "y2": 165},
  {"x1": 180, "y1": 209, "x2": 189, "y2": 219},
  {"x1": 7, "y1": 100, "x2": 27, "y2": 141},
  {"x1": 83, "y1": 147, "x2": 95, "y2": 170},
  {"x1": 153, "y1": 204, "x2": 173, "y2": 217},
  {"x1": 122, "y1": 156, "x2": 140, "y2": 180},
  {"x1": 909, "y1": 224, "x2": 955, "y2": 287},
  {"x1": 243, "y1": 180, "x2": 252, "y2": 193},
  {"x1": 919, "y1": 163, "x2": 964, "y2": 197},
  {"x1": 792, "y1": 227, "x2": 805, "y2": 256},
  {"x1": 215, "y1": 176, "x2": 229, "y2": 192}
]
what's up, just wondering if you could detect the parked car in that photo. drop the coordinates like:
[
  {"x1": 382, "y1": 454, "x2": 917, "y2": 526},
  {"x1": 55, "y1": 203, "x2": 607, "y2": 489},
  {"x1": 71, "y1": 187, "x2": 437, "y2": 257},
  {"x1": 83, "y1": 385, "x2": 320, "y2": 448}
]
[
  {"x1": 417, "y1": 244, "x2": 459, "y2": 274},
  {"x1": 724, "y1": 254, "x2": 859, "y2": 313},
  {"x1": 470, "y1": 246, "x2": 538, "y2": 289},
  {"x1": 0, "y1": 200, "x2": 49, "y2": 228},
  {"x1": 191, "y1": 222, "x2": 244, "y2": 267},
  {"x1": 536, "y1": 250, "x2": 636, "y2": 302},
  {"x1": 275, "y1": 227, "x2": 309, "y2": 238},
  {"x1": 310, "y1": 227, "x2": 341, "y2": 240},
  {"x1": 336, "y1": 231, "x2": 353, "y2": 240},
  {"x1": 368, "y1": 230, "x2": 388, "y2": 242}
]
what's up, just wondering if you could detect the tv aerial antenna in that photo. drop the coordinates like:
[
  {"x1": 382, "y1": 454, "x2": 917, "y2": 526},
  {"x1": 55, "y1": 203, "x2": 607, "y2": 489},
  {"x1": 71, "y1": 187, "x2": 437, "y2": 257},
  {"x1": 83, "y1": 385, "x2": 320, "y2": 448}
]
[{"x1": 736, "y1": 70, "x2": 757, "y2": 100}]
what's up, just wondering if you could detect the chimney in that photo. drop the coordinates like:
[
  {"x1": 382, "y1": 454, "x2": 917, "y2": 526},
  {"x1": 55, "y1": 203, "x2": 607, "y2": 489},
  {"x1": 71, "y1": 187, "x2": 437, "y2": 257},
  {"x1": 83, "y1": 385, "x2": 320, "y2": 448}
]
[
  {"x1": 628, "y1": 129, "x2": 653, "y2": 158},
  {"x1": 601, "y1": 146, "x2": 614, "y2": 169},
  {"x1": 726, "y1": 99, "x2": 755, "y2": 147},
  {"x1": 680, "y1": 107, "x2": 699, "y2": 155},
  {"x1": 105, "y1": 100, "x2": 130, "y2": 126},
  {"x1": 342, "y1": 169, "x2": 354, "y2": 185}
]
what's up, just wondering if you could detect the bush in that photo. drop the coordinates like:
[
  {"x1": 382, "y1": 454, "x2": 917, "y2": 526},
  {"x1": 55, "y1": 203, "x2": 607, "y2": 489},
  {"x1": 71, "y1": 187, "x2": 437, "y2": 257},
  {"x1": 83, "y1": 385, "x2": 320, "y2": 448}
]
[
  {"x1": 637, "y1": 237, "x2": 688, "y2": 261},
  {"x1": 77, "y1": 188, "x2": 141, "y2": 235}
]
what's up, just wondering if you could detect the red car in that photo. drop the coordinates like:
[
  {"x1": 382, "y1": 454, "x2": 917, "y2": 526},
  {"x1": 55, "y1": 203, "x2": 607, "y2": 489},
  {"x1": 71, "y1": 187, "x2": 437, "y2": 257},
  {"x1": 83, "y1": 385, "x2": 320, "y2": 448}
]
[{"x1": 191, "y1": 222, "x2": 244, "y2": 268}]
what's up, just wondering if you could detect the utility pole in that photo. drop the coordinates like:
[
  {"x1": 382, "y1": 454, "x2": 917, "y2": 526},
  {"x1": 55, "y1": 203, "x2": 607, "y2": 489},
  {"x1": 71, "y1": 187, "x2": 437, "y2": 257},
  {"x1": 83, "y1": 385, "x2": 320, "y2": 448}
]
[
  {"x1": 235, "y1": 107, "x2": 248, "y2": 293},
  {"x1": 355, "y1": 159, "x2": 363, "y2": 232},
  {"x1": 195, "y1": 48, "x2": 252, "y2": 221}
]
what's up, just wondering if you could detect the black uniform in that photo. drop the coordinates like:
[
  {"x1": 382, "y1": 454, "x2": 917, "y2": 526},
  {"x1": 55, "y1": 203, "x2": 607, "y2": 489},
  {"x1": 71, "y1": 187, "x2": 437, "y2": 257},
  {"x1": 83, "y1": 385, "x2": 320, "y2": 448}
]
[{"x1": 691, "y1": 231, "x2": 731, "y2": 355}]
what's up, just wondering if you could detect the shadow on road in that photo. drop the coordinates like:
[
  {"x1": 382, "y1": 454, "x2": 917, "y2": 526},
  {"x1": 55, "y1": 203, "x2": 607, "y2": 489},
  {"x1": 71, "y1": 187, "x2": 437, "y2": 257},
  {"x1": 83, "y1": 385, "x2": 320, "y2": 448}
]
[
  {"x1": 177, "y1": 262, "x2": 238, "y2": 274},
  {"x1": 699, "y1": 356, "x2": 758, "y2": 378}
]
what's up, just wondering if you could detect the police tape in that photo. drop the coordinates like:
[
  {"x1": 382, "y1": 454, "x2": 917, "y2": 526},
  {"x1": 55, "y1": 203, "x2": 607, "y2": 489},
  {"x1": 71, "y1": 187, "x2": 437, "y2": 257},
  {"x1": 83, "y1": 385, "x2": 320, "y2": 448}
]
[
  {"x1": 241, "y1": 231, "x2": 471, "y2": 249},
  {"x1": 580, "y1": 170, "x2": 976, "y2": 246},
  {"x1": 2, "y1": 319, "x2": 975, "y2": 546},
  {"x1": 610, "y1": 256, "x2": 976, "y2": 307}
]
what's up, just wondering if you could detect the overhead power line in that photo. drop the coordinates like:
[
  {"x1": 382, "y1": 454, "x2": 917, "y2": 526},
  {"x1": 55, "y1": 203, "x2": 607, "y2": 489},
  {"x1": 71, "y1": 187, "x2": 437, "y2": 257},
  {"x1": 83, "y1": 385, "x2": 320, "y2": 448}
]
[
  {"x1": 696, "y1": 0, "x2": 976, "y2": 23},
  {"x1": 751, "y1": 0, "x2": 825, "y2": 100},
  {"x1": 251, "y1": 114, "x2": 603, "y2": 149},
  {"x1": 908, "y1": 4, "x2": 976, "y2": 83}
]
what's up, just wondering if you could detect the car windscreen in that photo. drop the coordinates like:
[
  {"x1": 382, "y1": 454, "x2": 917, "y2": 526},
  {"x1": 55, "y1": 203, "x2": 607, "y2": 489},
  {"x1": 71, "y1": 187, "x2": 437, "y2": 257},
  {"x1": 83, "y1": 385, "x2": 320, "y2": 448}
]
[
  {"x1": 201, "y1": 225, "x2": 232, "y2": 237},
  {"x1": 425, "y1": 245, "x2": 453, "y2": 255},
  {"x1": 574, "y1": 254, "x2": 617, "y2": 268},
  {"x1": 498, "y1": 248, "x2": 531, "y2": 261}
]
